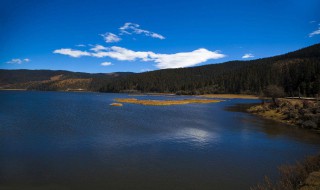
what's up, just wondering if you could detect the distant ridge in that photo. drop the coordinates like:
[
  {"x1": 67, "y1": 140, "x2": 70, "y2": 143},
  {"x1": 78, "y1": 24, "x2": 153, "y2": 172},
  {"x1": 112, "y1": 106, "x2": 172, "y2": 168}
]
[{"x1": 0, "y1": 69, "x2": 133, "y2": 91}]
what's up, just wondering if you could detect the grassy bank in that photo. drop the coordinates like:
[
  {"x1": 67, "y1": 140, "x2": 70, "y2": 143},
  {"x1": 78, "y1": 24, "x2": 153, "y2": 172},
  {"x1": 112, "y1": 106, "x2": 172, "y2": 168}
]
[
  {"x1": 114, "y1": 98, "x2": 221, "y2": 106},
  {"x1": 248, "y1": 99, "x2": 320, "y2": 132}
]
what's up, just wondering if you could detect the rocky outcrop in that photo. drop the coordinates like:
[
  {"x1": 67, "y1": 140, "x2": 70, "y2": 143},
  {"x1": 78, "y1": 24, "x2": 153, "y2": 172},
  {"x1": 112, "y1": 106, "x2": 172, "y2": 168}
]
[
  {"x1": 248, "y1": 99, "x2": 320, "y2": 132},
  {"x1": 300, "y1": 171, "x2": 320, "y2": 190}
]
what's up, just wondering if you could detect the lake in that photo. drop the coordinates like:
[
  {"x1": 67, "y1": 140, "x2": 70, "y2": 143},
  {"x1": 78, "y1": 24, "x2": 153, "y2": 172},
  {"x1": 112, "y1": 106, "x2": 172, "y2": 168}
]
[{"x1": 1, "y1": 91, "x2": 320, "y2": 190}]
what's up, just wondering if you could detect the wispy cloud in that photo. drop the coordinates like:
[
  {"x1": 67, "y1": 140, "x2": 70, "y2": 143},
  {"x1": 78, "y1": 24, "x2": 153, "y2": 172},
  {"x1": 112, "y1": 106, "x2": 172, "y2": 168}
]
[
  {"x1": 91, "y1": 46, "x2": 155, "y2": 61},
  {"x1": 53, "y1": 48, "x2": 90, "y2": 58},
  {"x1": 76, "y1": 44, "x2": 86, "y2": 47},
  {"x1": 101, "y1": 32, "x2": 121, "y2": 43},
  {"x1": 54, "y1": 45, "x2": 225, "y2": 69},
  {"x1": 141, "y1": 68, "x2": 151, "y2": 72},
  {"x1": 6, "y1": 58, "x2": 30, "y2": 64},
  {"x1": 119, "y1": 22, "x2": 165, "y2": 40},
  {"x1": 309, "y1": 20, "x2": 317, "y2": 23},
  {"x1": 242, "y1": 53, "x2": 254, "y2": 59},
  {"x1": 101, "y1": 62, "x2": 112, "y2": 66},
  {"x1": 90, "y1": 45, "x2": 108, "y2": 52},
  {"x1": 309, "y1": 27, "x2": 320, "y2": 37}
]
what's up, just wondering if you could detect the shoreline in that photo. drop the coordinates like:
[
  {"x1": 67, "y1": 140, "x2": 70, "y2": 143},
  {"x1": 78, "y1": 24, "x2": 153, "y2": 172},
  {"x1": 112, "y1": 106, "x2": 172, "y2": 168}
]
[
  {"x1": 0, "y1": 89, "x2": 259, "y2": 99},
  {"x1": 199, "y1": 94, "x2": 259, "y2": 99},
  {"x1": 247, "y1": 98, "x2": 320, "y2": 133}
]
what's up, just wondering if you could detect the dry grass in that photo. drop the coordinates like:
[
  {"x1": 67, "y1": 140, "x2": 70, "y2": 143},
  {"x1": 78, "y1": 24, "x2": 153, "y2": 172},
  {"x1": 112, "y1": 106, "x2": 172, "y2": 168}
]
[
  {"x1": 114, "y1": 98, "x2": 221, "y2": 106},
  {"x1": 248, "y1": 105, "x2": 289, "y2": 124},
  {"x1": 50, "y1": 74, "x2": 63, "y2": 81},
  {"x1": 199, "y1": 94, "x2": 259, "y2": 99},
  {"x1": 251, "y1": 154, "x2": 320, "y2": 190}
]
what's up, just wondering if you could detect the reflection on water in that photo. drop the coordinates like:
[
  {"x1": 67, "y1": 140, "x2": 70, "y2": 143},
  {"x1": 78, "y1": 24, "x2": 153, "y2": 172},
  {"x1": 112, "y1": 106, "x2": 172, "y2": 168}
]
[
  {"x1": 172, "y1": 127, "x2": 219, "y2": 147},
  {"x1": 0, "y1": 91, "x2": 320, "y2": 190}
]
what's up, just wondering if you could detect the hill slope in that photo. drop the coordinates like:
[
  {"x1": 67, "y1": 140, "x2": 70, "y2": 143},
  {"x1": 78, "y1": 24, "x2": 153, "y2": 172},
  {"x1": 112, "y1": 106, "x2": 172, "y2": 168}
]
[
  {"x1": 94, "y1": 43, "x2": 320, "y2": 96},
  {"x1": 0, "y1": 69, "x2": 132, "y2": 91}
]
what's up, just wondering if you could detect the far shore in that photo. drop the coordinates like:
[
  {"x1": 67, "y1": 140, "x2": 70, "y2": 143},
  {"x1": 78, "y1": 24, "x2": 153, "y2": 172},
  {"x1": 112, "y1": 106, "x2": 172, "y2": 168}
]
[
  {"x1": 0, "y1": 89, "x2": 260, "y2": 99},
  {"x1": 199, "y1": 94, "x2": 259, "y2": 99},
  {"x1": 128, "y1": 93, "x2": 259, "y2": 99}
]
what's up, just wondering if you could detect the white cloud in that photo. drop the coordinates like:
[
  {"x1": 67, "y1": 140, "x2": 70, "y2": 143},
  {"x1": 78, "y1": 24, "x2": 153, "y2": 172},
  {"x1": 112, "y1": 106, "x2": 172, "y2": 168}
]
[
  {"x1": 89, "y1": 46, "x2": 225, "y2": 69},
  {"x1": 101, "y1": 32, "x2": 121, "y2": 43},
  {"x1": 53, "y1": 48, "x2": 91, "y2": 58},
  {"x1": 90, "y1": 45, "x2": 108, "y2": 52},
  {"x1": 309, "y1": 27, "x2": 320, "y2": 37},
  {"x1": 6, "y1": 58, "x2": 30, "y2": 64},
  {"x1": 54, "y1": 45, "x2": 225, "y2": 69},
  {"x1": 119, "y1": 22, "x2": 165, "y2": 40},
  {"x1": 76, "y1": 44, "x2": 86, "y2": 47},
  {"x1": 92, "y1": 46, "x2": 156, "y2": 61},
  {"x1": 101, "y1": 62, "x2": 112, "y2": 66},
  {"x1": 309, "y1": 21, "x2": 316, "y2": 23},
  {"x1": 152, "y1": 49, "x2": 225, "y2": 69},
  {"x1": 119, "y1": 22, "x2": 139, "y2": 35},
  {"x1": 7, "y1": 59, "x2": 22, "y2": 64},
  {"x1": 242, "y1": 53, "x2": 254, "y2": 59}
]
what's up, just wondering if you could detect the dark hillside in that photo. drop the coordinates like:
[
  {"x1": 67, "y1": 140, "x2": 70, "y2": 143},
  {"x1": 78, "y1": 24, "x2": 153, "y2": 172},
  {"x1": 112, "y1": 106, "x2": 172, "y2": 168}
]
[{"x1": 94, "y1": 43, "x2": 320, "y2": 96}]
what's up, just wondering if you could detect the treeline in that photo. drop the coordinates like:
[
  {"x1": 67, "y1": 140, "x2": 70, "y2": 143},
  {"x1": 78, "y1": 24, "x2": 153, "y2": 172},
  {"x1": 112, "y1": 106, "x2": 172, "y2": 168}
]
[
  {"x1": 91, "y1": 43, "x2": 320, "y2": 96},
  {"x1": 2, "y1": 43, "x2": 320, "y2": 96}
]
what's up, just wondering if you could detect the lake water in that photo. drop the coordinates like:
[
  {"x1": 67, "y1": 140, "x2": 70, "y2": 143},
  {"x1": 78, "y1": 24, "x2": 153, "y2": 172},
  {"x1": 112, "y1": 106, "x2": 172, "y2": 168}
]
[{"x1": 1, "y1": 91, "x2": 320, "y2": 190}]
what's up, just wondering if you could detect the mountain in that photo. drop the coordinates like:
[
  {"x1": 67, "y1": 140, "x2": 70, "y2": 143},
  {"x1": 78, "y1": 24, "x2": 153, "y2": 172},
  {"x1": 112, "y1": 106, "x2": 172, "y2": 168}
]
[
  {"x1": 0, "y1": 69, "x2": 133, "y2": 91},
  {"x1": 1, "y1": 43, "x2": 320, "y2": 96}
]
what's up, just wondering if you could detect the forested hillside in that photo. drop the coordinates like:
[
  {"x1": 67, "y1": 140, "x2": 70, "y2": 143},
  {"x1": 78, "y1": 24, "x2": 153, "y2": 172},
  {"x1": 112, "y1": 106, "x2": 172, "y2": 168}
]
[
  {"x1": 93, "y1": 43, "x2": 320, "y2": 96},
  {"x1": 1, "y1": 43, "x2": 320, "y2": 96}
]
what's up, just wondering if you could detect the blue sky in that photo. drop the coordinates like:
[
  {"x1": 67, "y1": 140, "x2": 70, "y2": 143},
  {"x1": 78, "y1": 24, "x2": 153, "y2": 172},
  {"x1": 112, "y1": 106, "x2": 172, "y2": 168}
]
[{"x1": 1, "y1": 0, "x2": 320, "y2": 73}]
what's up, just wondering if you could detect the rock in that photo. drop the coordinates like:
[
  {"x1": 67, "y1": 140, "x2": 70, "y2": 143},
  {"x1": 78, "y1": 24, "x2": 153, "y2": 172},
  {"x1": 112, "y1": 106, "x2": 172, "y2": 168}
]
[
  {"x1": 299, "y1": 109, "x2": 309, "y2": 115},
  {"x1": 301, "y1": 120, "x2": 317, "y2": 129},
  {"x1": 305, "y1": 171, "x2": 320, "y2": 186},
  {"x1": 110, "y1": 103, "x2": 123, "y2": 107},
  {"x1": 300, "y1": 171, "x2": 320, "y2": 190}
]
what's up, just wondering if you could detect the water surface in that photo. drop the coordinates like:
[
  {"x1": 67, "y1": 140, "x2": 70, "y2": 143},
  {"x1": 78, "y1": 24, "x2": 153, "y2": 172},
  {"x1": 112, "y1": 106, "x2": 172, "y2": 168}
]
[{"x1": 1, "y1": 91, "x2": 319, "y2": 190}]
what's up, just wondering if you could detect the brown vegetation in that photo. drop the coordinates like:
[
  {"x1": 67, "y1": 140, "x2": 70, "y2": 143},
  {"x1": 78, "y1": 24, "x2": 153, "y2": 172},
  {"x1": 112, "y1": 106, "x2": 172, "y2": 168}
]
[
  {"x1": 248, "y1": 99, "x2": 320, "y2": 131},
  {"x1": 50, "y1": 74, "x2": 63, "y2": 81},
  {"x1": 251, "y1": 154, "x2": 320, "y2": 190},
  {"x1": 114, "y1": 98, "x2": 221, "y2": 106},
  {"x1": 50, "y1": 78, "x2": 92, "y2": 90}
]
